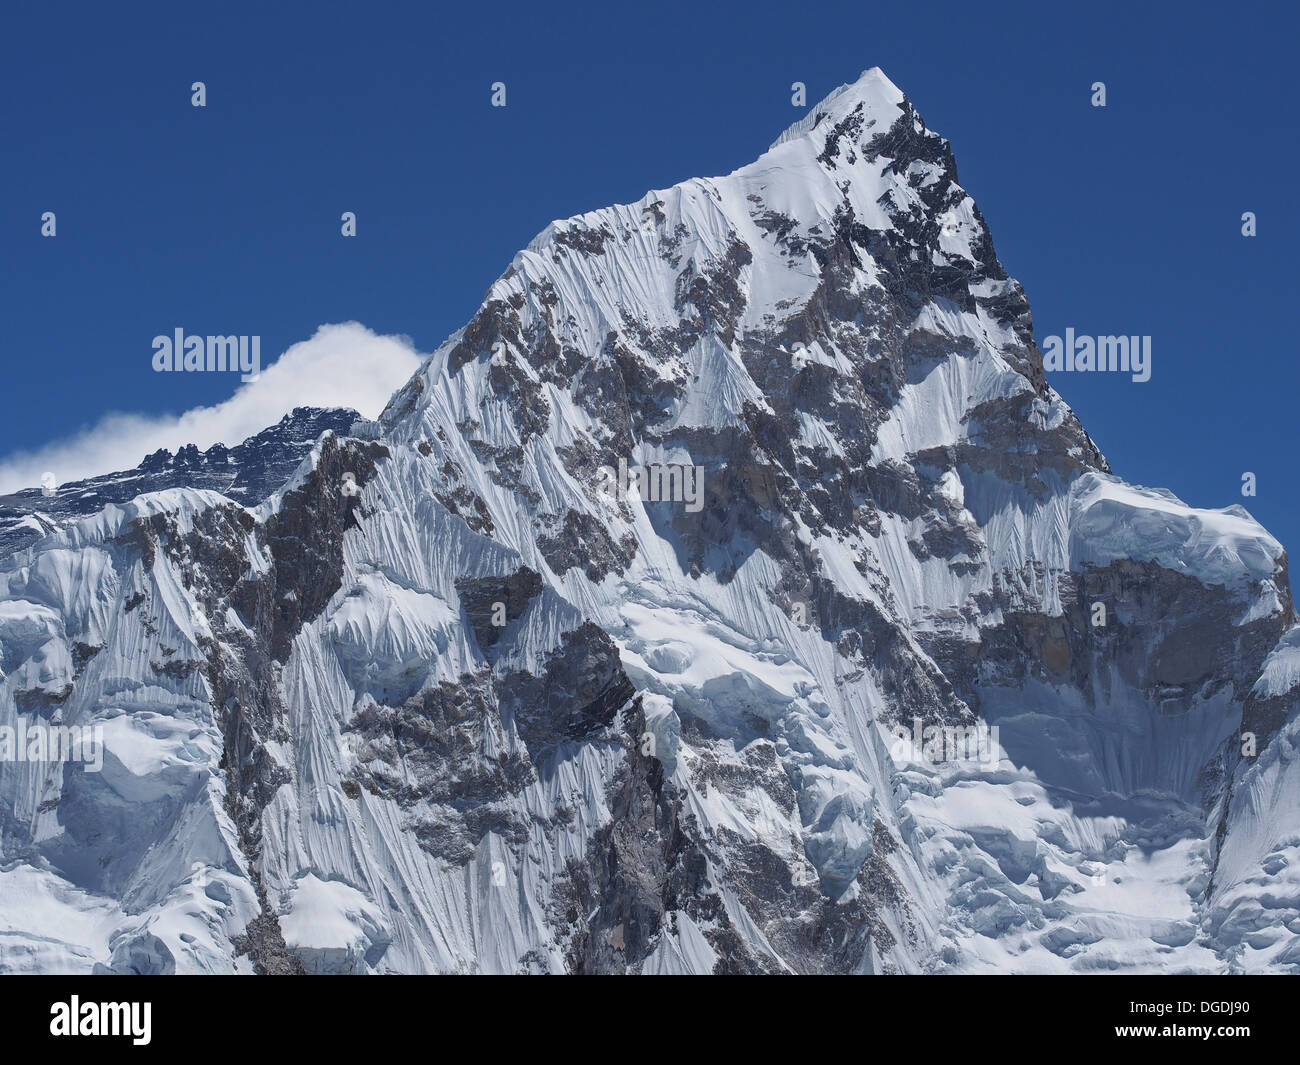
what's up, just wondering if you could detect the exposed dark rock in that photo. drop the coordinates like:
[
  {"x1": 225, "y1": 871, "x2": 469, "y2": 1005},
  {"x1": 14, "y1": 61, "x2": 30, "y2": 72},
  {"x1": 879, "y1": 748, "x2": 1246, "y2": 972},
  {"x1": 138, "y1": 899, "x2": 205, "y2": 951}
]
[
  {"x1": 501, "y1": 623, "x2": 634, "y2": 757},
  {"x1": 456, "y1": 567, "x2": 543, "y2": 651},
  {"x1": 538, "y1": 510, "x2": 637, "y2": 582}
]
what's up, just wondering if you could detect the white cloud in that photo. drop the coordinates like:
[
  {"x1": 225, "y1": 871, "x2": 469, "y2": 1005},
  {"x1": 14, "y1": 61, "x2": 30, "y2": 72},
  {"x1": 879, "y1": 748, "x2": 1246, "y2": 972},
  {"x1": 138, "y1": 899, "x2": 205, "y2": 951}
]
[{"x1": 0, "y1": 322, "x2": 424, "y2": 494}]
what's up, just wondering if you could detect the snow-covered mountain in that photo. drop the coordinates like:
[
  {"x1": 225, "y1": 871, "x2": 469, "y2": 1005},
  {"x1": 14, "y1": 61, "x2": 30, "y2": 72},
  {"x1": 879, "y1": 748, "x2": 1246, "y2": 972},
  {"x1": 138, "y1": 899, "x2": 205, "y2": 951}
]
[
  {"x1": 2, "y1": 68, "x2": 1297, "y2": 974},
  {"x1": 0, "y1": 407, "x2": 358, "y2": 558}
]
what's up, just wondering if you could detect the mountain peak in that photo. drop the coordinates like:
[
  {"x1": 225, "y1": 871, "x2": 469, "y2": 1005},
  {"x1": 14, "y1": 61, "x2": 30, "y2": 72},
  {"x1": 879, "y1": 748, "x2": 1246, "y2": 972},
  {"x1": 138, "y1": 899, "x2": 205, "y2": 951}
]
[{"x1": 768, "y1": 66, "x2": 908, "y2": 152}]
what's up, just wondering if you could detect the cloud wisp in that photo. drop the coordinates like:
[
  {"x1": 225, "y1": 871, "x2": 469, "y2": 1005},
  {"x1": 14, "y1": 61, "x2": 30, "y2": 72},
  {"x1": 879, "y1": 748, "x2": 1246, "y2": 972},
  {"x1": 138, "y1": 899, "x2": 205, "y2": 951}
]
[{"x1": 0, "y1": 322, "x2": 424, "y2": 494}]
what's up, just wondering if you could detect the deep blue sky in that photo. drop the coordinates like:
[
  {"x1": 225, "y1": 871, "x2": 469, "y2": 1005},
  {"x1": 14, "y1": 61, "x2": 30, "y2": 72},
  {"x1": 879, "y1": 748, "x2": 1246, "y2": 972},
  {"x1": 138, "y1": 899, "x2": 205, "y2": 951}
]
[{"x1": 3, "y1": 1, "x2": 1297, "y2": 553}]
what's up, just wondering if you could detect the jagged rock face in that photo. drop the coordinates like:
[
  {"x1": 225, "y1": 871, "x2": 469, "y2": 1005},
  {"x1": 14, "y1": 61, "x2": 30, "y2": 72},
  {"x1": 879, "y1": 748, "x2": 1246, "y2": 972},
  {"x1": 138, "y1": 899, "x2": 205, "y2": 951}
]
[
  {"x1": 0, "y1": 407, "x2": 358, "y2": 558},
  {"x1": 1, "y1": 69, "x2": 1298, "y2": 974}
]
